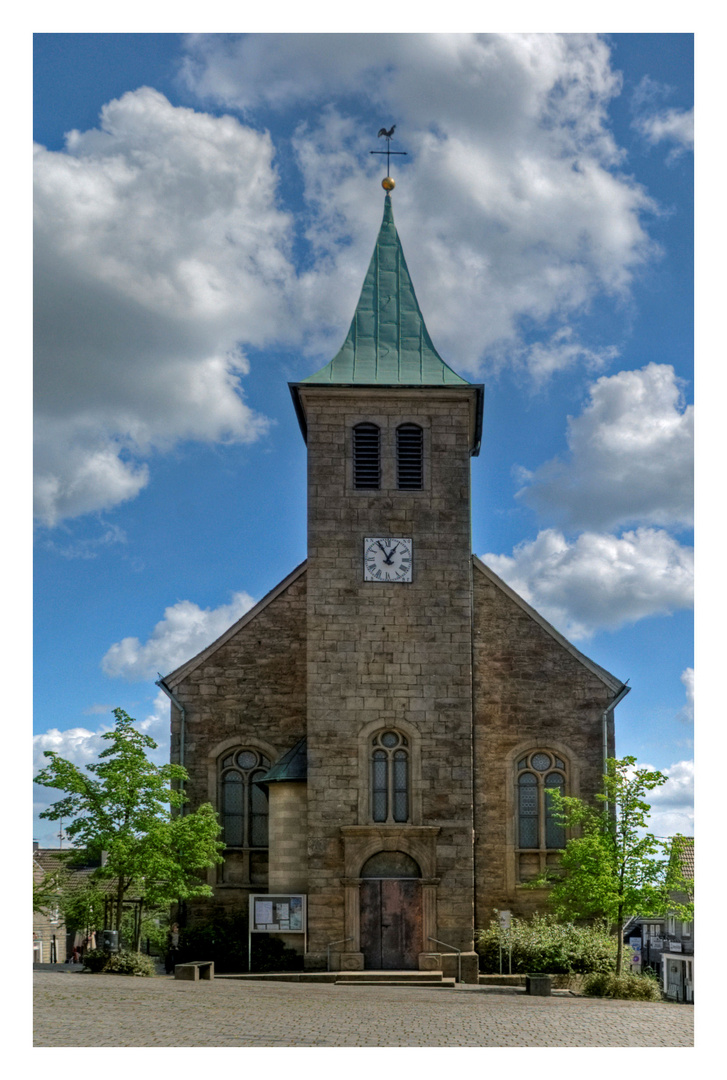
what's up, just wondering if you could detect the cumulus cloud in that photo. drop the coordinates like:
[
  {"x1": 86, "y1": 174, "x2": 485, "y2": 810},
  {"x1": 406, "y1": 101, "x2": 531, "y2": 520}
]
[
  {"x1": 482, "y1": 527, "x2": 693, "y2": 639},
  {"x1": 101, "y1": 591, "x2": 256, "y2": 681},
  {"x1": 517, "y1": 364, "x2": 693, "y2": 531},
  {"x1": 34, "y1": 87, "x2": 292, "y2": 525},
  {"x1": 643, "y1": 760, "x2": 694, "y2": 838},
  {"x1": 183, "y1": 33, "x2": 655, "y2": 376}
]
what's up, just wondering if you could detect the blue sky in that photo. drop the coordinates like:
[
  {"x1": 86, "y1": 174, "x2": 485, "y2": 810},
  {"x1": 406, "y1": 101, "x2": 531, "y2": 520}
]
[{"x1": 32, "y1": 32, "x2": 694, "y2": 846}]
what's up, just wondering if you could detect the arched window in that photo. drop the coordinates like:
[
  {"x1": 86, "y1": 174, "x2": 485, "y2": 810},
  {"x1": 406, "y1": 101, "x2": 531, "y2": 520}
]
[
  {"x1": 371, "y1": 730, "x2": 410, "y2": 823},
  {"x1": 353, "y1": 423, "x2": 381, "y2": 489},
  {"x1": 219, "y1": 749, "x2": 270, "y2": 849},
  {"x1": 516, "y1": 750, "x2": 567, "y2": 881},
  {"x1": 396, "y1": 423, "x2": 423, "y2": 489}
]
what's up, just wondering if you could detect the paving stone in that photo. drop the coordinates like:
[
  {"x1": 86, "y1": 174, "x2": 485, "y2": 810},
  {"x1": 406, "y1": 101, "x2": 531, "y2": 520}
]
[{"x1": 34, "y1": 971, "x2": 693, "y2": 1047}]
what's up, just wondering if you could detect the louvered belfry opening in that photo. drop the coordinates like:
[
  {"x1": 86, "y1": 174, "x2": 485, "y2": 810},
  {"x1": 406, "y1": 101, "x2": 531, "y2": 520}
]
[
  {"x1": 353, "y1": 423, "x2": 381, "y2": 488},
  {"x1": 397, "y1": 423, "x2": 424, "y2": 489}
]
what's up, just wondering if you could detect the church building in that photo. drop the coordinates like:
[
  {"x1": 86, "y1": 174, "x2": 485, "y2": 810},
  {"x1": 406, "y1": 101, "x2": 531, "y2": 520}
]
[{"x1": 161, "y1": 183, "x2": 629, "y2": 981}]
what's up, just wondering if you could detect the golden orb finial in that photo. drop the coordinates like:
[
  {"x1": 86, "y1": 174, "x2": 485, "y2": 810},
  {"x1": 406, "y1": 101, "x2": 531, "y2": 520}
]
[{"x1": 382, "y1": 176, "x2": 395, "y2": 192}]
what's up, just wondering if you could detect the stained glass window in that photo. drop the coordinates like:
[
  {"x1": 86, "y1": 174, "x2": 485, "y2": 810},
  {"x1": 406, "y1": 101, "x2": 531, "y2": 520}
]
[
  {"x1": 371, "y1": 730, "x2": 410, "y2": 824},
  {"x1": 516, "y1": 750, "x2": 568, "y2": 880},
  {"x1": 220, "y1": 749, "x2": 270, "y2": 849}
]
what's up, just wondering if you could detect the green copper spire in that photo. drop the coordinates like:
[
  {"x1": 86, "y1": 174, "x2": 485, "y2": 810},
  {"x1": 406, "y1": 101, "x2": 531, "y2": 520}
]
[{"x1": 303, "y1": 195, "x2": 469, "y2": 386}]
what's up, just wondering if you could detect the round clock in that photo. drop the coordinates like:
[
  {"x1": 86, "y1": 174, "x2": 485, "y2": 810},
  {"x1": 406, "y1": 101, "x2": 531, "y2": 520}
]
[{"x1": 364, "y1": 537, "x2": 413, "y2": 582}]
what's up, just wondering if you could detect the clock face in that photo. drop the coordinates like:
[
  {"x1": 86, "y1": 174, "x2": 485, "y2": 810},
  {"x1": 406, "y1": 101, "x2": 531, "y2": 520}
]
[{"x1": 364, "y1": 537, "x2": 413, "y2": 582}]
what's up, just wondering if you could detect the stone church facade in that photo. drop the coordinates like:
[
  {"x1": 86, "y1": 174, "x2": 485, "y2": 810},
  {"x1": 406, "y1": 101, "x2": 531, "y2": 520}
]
[{"x1": 161, "y1": 192, "x2": 628, "y2": 981}]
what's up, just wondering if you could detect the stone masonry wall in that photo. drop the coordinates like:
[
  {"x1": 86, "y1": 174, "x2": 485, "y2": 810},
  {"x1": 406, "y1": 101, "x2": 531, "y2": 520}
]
[
  {"x1": 303, "y1": 386, "x2": 477, "y2": 961},
  {"x1": 471, "y1": 562, "x2": 617, "y2": 929},
  {"x1": 168, "y1": 571, "x2": 307, "y2": 923}
]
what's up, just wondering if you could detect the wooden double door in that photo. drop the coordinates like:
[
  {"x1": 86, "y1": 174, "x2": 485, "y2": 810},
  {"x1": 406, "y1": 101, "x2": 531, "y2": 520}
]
[{"x1": 359, "y1": 878, "x2": 422, "y2": 970}]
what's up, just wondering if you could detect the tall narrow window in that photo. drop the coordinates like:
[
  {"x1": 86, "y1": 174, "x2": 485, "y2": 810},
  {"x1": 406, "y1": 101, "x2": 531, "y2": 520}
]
[
  {"x1": 396, "y1": 424, "x2": 423, "y2": 489},
  {"x1": 515, "y1": 750, "x2": 568, "y2": 881},
  {"x1": 219, "y1": 749, "x2": 270, "y2": 849},
  {"x1": 353, "y1": 423, "x2": 381, "y2": 489},
  {"x1": 370, "y1": 730, "x2": 410, "y2": 823}
]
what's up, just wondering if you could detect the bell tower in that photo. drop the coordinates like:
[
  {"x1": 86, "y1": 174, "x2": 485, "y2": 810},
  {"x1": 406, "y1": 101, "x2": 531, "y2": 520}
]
[{"x1": 290, "y1": 188, "x2": 484, "y2": 973}]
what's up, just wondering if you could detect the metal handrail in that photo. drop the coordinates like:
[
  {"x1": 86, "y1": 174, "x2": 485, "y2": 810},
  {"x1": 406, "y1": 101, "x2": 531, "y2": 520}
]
[
  {"x1": 428, "y1": 936, "x2": 462, "y2": 983},
  {"x1": 327, "y1": 937, "x2": 353, "y2": 972}
]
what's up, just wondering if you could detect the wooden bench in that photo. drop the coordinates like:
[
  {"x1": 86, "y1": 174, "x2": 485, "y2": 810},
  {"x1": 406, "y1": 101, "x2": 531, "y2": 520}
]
[{"x1": 174, "y1": 961, "x2": 214, "y2": 981}]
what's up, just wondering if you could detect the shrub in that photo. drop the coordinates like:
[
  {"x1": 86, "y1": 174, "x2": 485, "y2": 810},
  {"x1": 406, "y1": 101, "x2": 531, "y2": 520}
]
[
  {"x1": 476, "y1": 914, "x2": 616, "y2": 974},
  {"x1": 582, "y1": 971, "x2": 662, "y2": 1001},
  {"x1": 103, "y1": 951, "x2": 156, "y2": 977},
  {"x1": 178, "y1": 913, "x2": 303, "y2": 973},
  {"x1": 82, "y1": 948, "x2": 109, "y2": 973}
]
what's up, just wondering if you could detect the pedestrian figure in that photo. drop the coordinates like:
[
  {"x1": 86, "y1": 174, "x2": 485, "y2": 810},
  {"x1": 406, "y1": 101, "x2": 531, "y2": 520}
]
[{"x1": 165, "y1": 923, "x2": 180, "y2": 974}]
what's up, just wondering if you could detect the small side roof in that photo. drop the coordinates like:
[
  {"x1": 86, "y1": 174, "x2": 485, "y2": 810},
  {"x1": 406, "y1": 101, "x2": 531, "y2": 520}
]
[
  {"x1": 256, "y1": 738, "x2": 307, "y2": 786},
  {"x1": 472, "y1": 555, "x2": 627, "y2": 697}
]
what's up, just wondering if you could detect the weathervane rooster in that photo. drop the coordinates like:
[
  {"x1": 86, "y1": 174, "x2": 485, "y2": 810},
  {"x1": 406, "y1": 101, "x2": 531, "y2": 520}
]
[{"x1": 371, "y1": 126, "x2": 406, "y2": 192}]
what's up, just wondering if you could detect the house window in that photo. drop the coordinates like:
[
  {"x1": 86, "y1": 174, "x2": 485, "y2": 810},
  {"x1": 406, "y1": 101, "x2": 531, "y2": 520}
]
[
  {"x1": 371, "y1": 730, "x2": 410, "y2": 823},
  {"x1": 516, "y1": 750, "x2": 568, "y2": 882},
  {"x1": 396, "y1": 424, "x2": 423, "y2": 489},
  {"x1": 219, "y1": 749, "x2": 270, "y2": 886},
  {"x1": 353, "y1": 423, "x2": 381, "y2": 489}
]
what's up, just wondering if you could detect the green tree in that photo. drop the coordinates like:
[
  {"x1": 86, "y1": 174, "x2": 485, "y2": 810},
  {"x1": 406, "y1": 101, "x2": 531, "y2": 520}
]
[
  {"x1": 536, "y1": 756, "x2": 693, "y2": 974},
  {"x1": 33, "y1": 861, "x2": 68, "y2": 916},
  {"x1": 34, "y1": 709, "x2": 224, "y2": 946}
]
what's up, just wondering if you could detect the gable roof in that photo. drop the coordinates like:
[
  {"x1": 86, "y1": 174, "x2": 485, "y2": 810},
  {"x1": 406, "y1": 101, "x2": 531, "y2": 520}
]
[
  {"x1": 670, "y1": 836, "x2": 694, "y2": 889},
  {"x1": 164, "y1": 560, "x2": 307, "y2": 687},
  {"x1": 472, "y1": 555, "x2": 626, "y2": 696},
  {"x1": 303, "y1": 195, "x2": 469, "y2": 388}
]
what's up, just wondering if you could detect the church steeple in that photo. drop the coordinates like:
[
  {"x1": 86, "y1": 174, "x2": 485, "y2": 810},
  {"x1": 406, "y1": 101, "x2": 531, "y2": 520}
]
[{"x1": 303, "y1": 195, "x2": 469, "y2": 387}]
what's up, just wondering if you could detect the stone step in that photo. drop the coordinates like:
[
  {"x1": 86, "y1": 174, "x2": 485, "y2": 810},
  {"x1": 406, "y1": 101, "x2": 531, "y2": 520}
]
[
  {"x1": 336, "y1": 978, "x2": 455, "y2": 988},
  {"x1": 335, "y1": 971, "x2": 450, "y2": 985}
]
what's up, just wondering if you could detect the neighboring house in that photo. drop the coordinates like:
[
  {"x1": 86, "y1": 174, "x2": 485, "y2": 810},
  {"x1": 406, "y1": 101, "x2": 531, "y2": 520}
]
[
  {"x1": 32, "y1": 842, "x2": 118, "y2": 962},
  {"x1": 160, "y1": 189, "x2": 630, "y2": 979},
  {"x1": 623, "y1": 837, "x2": 694, "y2": 1001},
  {"x1": 33, "y1": 842, "x2": 66, "y2": 963},
  {"x1": 661, "y1": 837, "x2": 694, "y2": 1003}
]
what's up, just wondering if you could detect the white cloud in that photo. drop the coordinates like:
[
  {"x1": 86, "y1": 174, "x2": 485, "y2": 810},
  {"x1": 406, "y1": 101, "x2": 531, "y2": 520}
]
[
  {"x1": 34, "y1": 87, "x2": 292, "y2": 525},
  {"x1": 679, "y1": 667, "x2": 694, "y2": 723},
  {"x1": 482, "y1": 526, "x2": 693, "y2": 640},
  {"x1": 522, "y1": 327, "x2": 620, "y2": 384},
  {"x1": 517, "y1": 364, "x2": 693, "y2": 531},
  {"x1": 643, "y1": 759, "x2": 694, "y2": 838},
  {"x1": 101, "y1": 591, "x2": 256, "y2": 681},
  {"x1": 635, "y1": 107, "x2": 694, "y2": 160},
  {"x1": 183, "y1": 33, "x2": 656, "y2": 377}
]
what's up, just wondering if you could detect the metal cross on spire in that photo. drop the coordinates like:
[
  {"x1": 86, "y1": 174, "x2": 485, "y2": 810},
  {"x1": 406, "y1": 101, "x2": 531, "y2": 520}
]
[{"x1": 370, "y1": 125, "x2": 407, "y2": 192}]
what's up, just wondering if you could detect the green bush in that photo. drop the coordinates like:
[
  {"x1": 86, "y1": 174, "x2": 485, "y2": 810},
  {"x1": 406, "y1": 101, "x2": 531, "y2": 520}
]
[
  {"x1": 103, "y1": 951, "x2": 156, "y2": 977},
  {"x1": 476, "y1": 914, "x2": 617, "y2": 974},
  {"x1": 582, "y1": 971, "x2": 662, "y2": 1001},
  {"x1": 178, "y1": 913, "x2": 303, "y2": 974},
  {"x1": 82, "y1": 948, "x2": 109, "y2": 973}
]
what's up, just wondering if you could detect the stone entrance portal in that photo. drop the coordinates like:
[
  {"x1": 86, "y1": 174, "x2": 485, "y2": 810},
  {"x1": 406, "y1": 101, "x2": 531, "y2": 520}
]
[{"x1": 359, "y1": 852, "x2": 422, "y2": 970}]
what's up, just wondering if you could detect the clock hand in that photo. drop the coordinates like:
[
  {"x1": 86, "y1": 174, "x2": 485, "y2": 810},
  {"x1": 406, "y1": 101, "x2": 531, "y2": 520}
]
[{"x1": 384, "y1": 542, "x2": 399, "y2": 564}]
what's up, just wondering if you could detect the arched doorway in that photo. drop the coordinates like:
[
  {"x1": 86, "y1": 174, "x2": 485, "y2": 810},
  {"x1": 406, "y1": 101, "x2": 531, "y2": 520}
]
[{"x1": 359, "y1": 851, "x2": 422, "y2": 970}]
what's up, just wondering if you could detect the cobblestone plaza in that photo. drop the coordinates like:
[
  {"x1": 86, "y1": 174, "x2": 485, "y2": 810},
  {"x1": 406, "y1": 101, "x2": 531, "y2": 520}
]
[{"x1": 33, "y1": 972, "x2": 693, "y2": 1048}]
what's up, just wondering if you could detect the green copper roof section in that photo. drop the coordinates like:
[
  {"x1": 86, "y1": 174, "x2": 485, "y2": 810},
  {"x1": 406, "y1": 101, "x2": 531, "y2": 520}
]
[
  {"x1": 303, "y1": 195, "x2": 470, "y2": 386},
  {"x1": 255, "y1": 738, "x2": 307, "y2": 785}
]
